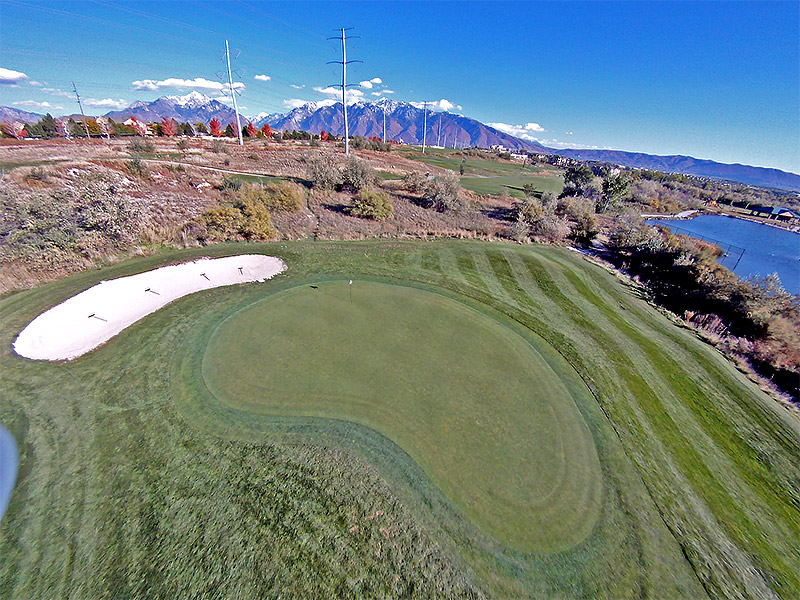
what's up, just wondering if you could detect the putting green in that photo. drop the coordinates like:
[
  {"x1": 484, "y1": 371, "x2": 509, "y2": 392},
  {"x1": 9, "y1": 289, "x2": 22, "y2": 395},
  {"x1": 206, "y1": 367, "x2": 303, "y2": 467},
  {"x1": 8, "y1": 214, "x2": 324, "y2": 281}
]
[{"x1": 201, "y1": 280, "x2": 602, "y2": 551}]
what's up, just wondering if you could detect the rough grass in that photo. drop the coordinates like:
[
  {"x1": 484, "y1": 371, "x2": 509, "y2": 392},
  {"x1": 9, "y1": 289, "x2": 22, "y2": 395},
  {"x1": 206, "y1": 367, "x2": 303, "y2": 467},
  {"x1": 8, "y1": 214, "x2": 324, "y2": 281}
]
[{"x1": 0, "y1": 240, "x2": 797, "y2": 599}]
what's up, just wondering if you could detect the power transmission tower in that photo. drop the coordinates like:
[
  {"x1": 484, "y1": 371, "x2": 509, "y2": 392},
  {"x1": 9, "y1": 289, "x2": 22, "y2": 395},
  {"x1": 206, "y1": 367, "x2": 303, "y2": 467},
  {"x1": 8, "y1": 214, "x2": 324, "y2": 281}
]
[
  {"x1": 72, "y1": 81, "x2": 90, "y2": 137},
  {"x1": 421, "y1": 101, "x2": 430, "y2": 153},
  {"x1": 327, "y1": 28, "x2": 362, "y2": 155},
  {"x1": 225, "y1": 40, "x2": 244, "y2": 146}
]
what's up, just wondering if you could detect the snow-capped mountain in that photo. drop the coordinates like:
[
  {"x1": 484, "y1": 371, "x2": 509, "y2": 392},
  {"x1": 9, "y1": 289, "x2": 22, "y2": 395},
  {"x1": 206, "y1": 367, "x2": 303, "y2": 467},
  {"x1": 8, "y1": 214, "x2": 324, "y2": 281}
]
[
  {"x1": 104, "y1": 92, "x2": 254, "y2": 127},
  {"x1": 257, "y1": 99, "x2": 549, "y2": 152}
]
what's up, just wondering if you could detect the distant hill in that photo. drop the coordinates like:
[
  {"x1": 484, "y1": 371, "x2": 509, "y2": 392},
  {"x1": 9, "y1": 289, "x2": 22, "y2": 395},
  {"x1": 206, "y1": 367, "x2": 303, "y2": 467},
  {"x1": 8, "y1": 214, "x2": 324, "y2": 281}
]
[
  {"x1": 2, "y1": 94, "x2": 798, "y2": 190},
  {"x1": 0, "y1": 106, "x2": 44, "y2": 124},
  {"x1": 551, "y1": 148, "x2": 800, "y2": 191},
  {"x1": 104, "y1": 92, "x2": 249, "y2": 127},
  {"x1": 257, "y1": 99, "x2": 550, "y2": 153}
]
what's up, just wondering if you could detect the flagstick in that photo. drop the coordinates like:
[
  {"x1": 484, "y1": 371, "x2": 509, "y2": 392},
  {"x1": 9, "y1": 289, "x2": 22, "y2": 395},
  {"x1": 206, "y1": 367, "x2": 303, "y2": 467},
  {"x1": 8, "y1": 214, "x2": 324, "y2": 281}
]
[{"x1": 349, "y1": 279, "x2": 353, "y2": 304}]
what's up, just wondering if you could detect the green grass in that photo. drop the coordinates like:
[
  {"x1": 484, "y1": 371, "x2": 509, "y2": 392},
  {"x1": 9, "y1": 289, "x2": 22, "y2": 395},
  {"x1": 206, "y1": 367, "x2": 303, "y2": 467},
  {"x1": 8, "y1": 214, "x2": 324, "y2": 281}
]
[
  {"x1": 0, "y1": 240, "x2": 797, "y2": 599},
  {"x1": 201, "y1": 280, "x2": 602, "y2": 552},
  {"x1": 460, "y1": 174, "x2": 564, "y2": 198},
  {"x1": 397, "y1": 147, "x2": 564, "y2": 198}
]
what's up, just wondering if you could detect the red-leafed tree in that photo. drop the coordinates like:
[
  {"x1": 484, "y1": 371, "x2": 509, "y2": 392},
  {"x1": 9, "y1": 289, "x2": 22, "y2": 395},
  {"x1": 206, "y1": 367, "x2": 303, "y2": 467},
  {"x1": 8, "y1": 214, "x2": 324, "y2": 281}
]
[
  {"x1": 261, "y1": 123, "x2": 272, "y2": 138},
  {"x1": 320, "y1": 129, "x2": 329, "y2": 141},
  {"x1": 1, "y1": 121, "x2": 27, "y2": 139},
  {"x1": 161, "y1": 117, "x2": 177, "y2": 137},
  {"x1": 246, "y1": 122, "x2": 256, "y2": 137},
  {"x1": 209, "y1": 118, "x2": 222, "y2": 137},
  {"x1": 129, "y1": 117, "x2": 149, "y2": 137}
]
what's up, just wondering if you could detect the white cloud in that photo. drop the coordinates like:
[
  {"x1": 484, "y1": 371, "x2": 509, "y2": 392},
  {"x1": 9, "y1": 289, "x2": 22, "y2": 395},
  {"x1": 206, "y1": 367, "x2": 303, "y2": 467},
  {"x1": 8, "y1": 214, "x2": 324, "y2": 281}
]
[
  {"x1": 370, "y1": 77, "x2": 382, "y2": 85},
  {"x1": 84, "y1": 98, "x2": 129, "y2": 110},
  {"x1": 313, "y1": 85, "x2": 364, "y2": 104},
  {"x1": 282, "y1": 98, "x2": 337, "y2": 109},
  {"x1": 290, "y1": 84, "x2": 305, "y2": 89},
  {"x1": 360, "y1": 77, "x2": 384, "y2": 89},
  {"x1": 131, "y1": 77, "x2": 244, "y2": 94},
  {"x1": 382, "y1": 89, "x2": 394, "y2": 94},
  {"x1": 28, "y1": 80, "x2": 42, "y2": 87},
  {"x1": 254, "y1": 74, "x2": 271, "y2": 81},
  {"x1": 359, "y1": 80, "x2": 374, "y2": 89},
  {"x1": 12, "y1": 100, "x2": 63, "y2": 110},
  {"x1": 0, "y1": 67, "x2": 28, "y2": 85},
  {"x1": 565, "y1": 131, "x2": 574, "y2": 135},
  {"x1": 282, "y1": 98, "x2": 310, "y2": 109},
  {"x1": 371, "y1": 92, "x2": 382, "y2": 96},
  {"x1": 42, "y1": 87, "x2": 73, "y2": 98},
  {"x1": 411, "y1": 98, "x2": 462, "y2": 112},
  {"x1": 486, "y1": 122, "x2": 545, "y2": 141}
]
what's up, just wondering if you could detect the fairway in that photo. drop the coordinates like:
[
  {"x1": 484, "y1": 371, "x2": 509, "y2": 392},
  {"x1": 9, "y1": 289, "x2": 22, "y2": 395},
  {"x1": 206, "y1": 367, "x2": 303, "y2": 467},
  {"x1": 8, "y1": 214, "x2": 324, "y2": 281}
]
[
  {"x1": 1, "y1": 240, "x2": 797, "y2": 599},
  {"x1": 201, "y1": 281, "x2": 602, "y2": 551}
]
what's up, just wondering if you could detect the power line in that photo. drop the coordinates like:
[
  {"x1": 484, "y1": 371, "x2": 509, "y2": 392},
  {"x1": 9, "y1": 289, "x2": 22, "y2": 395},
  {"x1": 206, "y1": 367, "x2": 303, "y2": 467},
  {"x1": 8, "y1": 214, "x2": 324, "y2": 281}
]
[{"x1": 326, "y1": 28, "x2": 362, "y2": 155}]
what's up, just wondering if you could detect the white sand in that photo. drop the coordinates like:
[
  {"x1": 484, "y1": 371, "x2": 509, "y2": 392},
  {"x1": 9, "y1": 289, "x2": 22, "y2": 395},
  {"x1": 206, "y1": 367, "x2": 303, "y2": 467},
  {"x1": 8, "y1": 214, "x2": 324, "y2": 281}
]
[{"x1": 13, "y1": 255, "x2": 286, "y2": 361}]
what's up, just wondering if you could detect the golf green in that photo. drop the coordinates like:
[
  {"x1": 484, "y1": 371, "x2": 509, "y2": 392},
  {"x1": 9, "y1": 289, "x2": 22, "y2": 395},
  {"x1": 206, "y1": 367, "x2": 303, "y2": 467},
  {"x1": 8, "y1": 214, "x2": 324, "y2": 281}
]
[{"x1": 201, "y1": 280, "x2": 603, "y2": 551}]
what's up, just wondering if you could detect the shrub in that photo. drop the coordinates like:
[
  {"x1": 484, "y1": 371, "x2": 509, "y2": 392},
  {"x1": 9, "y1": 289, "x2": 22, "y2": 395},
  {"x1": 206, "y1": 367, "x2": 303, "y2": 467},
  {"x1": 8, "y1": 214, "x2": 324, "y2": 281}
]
[
  {"x1": 176, "y1": 138, "x2": 188, "y2": 151},
  {"x1": 235, "y1": 196, "x2": 276, "y2": 240},
  {"x1": 211, "y1": 139, "x2": 228, "y2": 154},
  {"x1": 127, "y1": 157, "x2": 148, "y2": 178},
  {"x1": 25, "y1": 167, "x2": 49, "y2": 183},
  {"x1": 219, "y1": 176, "x2": 242, "y2": 192},
  {"x1": 424, "y1": 172, "x2": 462, "y2": 212},
  {"x1": 238, "y1": 182, "x2": 305, "y2": 212},
  {"x1": 128, "y1": 137, "x2": 154, "y2": 154},
  {"x1": 350, "y1": 188, "x2": 393, "y2": 221},
  {"x1": 248, "y1": 153, "x2": 260, "y2": 161},
  {"x1": 341, "y1": 156, "x2": 376, "y2": 192},
  {"x1": 202, "y1": 205, "x2": 242, "y2": 238},
  {"x1": 307, "y1": 155, "x2": 343, "y2": 190},
  {"x1": 402, "y1": 171, "x2": 427, "y2": 194}
]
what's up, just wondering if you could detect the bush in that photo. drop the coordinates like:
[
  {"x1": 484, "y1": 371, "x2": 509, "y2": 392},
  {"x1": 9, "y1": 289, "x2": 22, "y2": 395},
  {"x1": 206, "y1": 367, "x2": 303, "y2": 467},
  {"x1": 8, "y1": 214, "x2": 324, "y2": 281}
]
[
  {"x1": 350, "y1": 188, "x2": 393, "y2": 221},
  {"x1": 127, "y1": 157, "x2": 148, "y2": 178},
  {"x1": 25, "y1": 167, "x2": 49, "y2": 183},
  {"x1": 238, "y1": 182, "x2": 305, "y2": 212},
  {"x1": 211, "y1": 139, "x2": 228, "y2": 154},
  {"x1": 307, "y1": 155, "x2": 343, "y2": 190},
  {"x1": 219, "y1": 176, "x2": 242, "y2": 192},
  {"x1": 423, "y1": 172, "x2": 462, "y2": 212},
  {"x1": 235, "y1": 196, "x2": 276, "y2": 240},
  {"x1": 402, "y1": 171, "x2": 427, "y2": 194},
  {"x1": 202, "y1": 205, "x2": 242, "y2": 238},
  {"x1": 128, "y1": 137, "x2": 154, "y2": 154},
  {"x1": 341, "y1": 157, "x2": 376, "y2": 192},
  {"x1": 176, "y1": 138, "x2": 188, "y2": 151}
]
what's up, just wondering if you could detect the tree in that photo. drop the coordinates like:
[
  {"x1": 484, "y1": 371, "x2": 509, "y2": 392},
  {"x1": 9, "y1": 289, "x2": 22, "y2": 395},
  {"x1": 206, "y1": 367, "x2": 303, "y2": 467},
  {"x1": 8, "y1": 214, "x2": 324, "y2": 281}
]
[
  {"x1": 598, "y1": 173, "x2": 631, "y2": 212},
  {"x1": 209, "y1": 118, "x2": 222, "y2": 137},
  {"x1": 195, "y1": 121, "x2": 209, "y2": 135},
  {"x1": 0, "y1": 121, "x2": 27, "y2": 139},
  {"x1": 261, "y1": 123, "x2": 272, "y2": 138},
  {"x1": 246, "y1": 122, "x2": 256, "y2": 137},
  {"x1": 563, "y1": 164, "x2": 594, "y2": 194},
  {"x1": 161, "y1": 117, "x2": 177, "y2": 137},
  {"x1": 320, "y1": 129, "x2": 329, "y2": 141},
  {"x1": 224, "y1": 123, "x2": 235, "y2": 138},
  {"x1": 128, "y1": 117, "x2": 149, "y2": 137}
]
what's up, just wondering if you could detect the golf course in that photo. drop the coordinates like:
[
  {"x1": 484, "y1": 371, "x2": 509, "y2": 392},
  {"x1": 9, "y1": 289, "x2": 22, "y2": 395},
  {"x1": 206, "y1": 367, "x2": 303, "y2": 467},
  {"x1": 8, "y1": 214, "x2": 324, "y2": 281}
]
[{"x1": 0, "y1": 239, "x2": 798, "y2": 599}]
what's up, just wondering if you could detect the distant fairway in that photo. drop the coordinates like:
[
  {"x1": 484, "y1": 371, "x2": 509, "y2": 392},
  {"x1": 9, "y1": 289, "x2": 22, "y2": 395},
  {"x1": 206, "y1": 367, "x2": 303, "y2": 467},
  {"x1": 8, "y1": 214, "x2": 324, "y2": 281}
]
[{"x1": 201, "y1": 281, "x2": 602, "y2": 551}]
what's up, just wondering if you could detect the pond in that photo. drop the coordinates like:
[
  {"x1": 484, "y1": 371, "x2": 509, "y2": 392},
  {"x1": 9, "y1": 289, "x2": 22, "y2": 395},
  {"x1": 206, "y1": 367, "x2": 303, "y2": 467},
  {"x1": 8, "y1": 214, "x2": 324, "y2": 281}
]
[{"x1": 646, "y1": 214, "x2": 800, "y2": 294}]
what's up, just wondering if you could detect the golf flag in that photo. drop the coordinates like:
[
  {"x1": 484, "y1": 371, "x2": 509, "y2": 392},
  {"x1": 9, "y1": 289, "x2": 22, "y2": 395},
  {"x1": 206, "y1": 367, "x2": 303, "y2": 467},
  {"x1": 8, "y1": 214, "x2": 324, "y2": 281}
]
[{"x1": 349, "y1": 280, "x2": 352, "y2": 285}]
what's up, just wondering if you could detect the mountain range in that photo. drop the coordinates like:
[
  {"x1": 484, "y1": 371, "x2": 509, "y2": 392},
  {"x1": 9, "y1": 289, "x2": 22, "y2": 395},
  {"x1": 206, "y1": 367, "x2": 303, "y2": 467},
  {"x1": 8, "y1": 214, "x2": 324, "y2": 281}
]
[{"x1": 2, "y1": 93, "x2": 798, "y2": 190}]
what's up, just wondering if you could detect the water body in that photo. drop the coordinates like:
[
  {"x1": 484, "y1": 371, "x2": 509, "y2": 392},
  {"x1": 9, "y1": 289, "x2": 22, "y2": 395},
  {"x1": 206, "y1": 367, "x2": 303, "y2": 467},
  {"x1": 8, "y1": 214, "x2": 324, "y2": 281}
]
[
  {"x1": 0, "y1": 424, "x2": 18, "y2": 523},
  {"x1": 646, "y1": 214, "x2": 800, "y2": 294}
]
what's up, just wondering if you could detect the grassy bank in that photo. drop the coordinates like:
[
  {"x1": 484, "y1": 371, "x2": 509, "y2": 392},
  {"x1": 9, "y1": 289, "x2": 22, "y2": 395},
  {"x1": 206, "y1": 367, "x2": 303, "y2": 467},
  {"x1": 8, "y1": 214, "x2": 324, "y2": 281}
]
[{"x1": 0, "y1": 240, "x2": 797, "y2": 599}]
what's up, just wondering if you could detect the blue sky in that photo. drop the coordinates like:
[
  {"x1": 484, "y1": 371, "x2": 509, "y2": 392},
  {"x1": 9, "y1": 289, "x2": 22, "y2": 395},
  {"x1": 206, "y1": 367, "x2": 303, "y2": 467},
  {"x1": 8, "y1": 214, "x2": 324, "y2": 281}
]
[{"x1": 1, "y1": 1, "x2": 798, "y2": 173}]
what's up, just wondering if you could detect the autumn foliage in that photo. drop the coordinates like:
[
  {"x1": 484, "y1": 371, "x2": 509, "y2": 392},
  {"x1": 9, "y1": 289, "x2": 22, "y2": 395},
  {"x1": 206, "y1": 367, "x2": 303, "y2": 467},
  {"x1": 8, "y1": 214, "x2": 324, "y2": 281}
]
[
  {"x1": 261, "y1": 123, "x2": 272, "y2": 138},
  {"x1": 209, "y1": 118, "x2": 222, "y2": 137},
  {"x1": 161, "y1": 117, "x2": 177, "y2": 137}
]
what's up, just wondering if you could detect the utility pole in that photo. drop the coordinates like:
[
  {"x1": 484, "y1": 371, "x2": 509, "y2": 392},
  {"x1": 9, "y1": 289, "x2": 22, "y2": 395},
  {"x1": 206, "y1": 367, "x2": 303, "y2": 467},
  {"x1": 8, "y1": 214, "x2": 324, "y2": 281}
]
[
  {"x1": 421, "y1": 101, "x2": 429, "y2": 153},
  {"x1": 437, "y1": 112, "x2": 442, "y2": 147},
  {"x1": 225, "y1": 40, "x2": 244, "y2": 146},
  {"x1": 327, "y1": 28, "x2": 361, "y2": 155},
  {"x1": 72, "y1": 81, "x2": 90, "y2": 137},
  {"x1": 382, "y1": 100, "x2": 386, "y2": 144}
]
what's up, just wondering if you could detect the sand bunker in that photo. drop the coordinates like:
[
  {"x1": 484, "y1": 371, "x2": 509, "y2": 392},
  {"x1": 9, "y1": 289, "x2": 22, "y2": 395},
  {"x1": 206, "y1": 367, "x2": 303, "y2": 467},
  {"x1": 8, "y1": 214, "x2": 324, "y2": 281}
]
[{"x1": 13, "y1": 255, "x2": 286, "y2": 361}]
